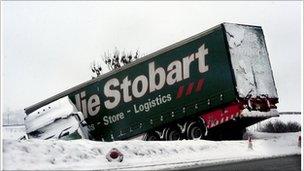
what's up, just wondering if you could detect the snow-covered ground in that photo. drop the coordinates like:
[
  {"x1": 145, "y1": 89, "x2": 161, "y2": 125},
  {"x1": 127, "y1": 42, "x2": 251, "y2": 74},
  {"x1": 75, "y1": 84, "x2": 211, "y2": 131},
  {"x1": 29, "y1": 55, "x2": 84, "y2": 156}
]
[
  {"x1": 2, "y1": 113, "x2": 301, "y2": 170},
  {"x1": 3, "y1": 131, "x2": 301, "y2": 170},
  {"x1": 2, "y1": 125, "x2": 26, "y2": 140},
  {"x1": 247, "y1": 114, "x2": 302, "y2": 132},
  {"x1": 3, "y1": 113, "x2": 300, "y2": 140}
]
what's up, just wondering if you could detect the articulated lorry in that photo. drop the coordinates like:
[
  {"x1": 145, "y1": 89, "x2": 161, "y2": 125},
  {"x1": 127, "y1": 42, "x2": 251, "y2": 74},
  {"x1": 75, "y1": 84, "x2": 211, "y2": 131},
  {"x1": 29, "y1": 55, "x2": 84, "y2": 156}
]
[{"x1": 24, "y1": 23, "x2": 279, "y2": 141}]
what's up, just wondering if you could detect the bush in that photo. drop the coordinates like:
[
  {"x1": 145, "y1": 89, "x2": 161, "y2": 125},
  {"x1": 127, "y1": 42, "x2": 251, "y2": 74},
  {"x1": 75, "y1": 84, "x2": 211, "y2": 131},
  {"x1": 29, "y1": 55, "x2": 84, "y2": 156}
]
[
  {"x1": 259, "y1": 121, "x2": 301, "y2": 133},
  {"x1": 286, "y1": 122, "x2": 301, "y2": 132}
]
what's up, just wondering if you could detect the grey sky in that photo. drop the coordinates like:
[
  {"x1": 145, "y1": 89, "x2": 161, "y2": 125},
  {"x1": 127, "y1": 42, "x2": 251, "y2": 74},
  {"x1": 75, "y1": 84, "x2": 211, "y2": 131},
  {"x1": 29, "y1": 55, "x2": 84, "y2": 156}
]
[{"x1": 1, "y1": 1, "x2": 302, "y2": 113}]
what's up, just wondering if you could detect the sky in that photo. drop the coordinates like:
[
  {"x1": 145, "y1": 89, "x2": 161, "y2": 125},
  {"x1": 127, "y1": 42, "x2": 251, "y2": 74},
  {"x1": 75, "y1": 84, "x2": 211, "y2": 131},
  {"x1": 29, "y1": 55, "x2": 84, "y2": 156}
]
[{"x1": 1, "y1": 1, "x2": 302, "y2": 114}]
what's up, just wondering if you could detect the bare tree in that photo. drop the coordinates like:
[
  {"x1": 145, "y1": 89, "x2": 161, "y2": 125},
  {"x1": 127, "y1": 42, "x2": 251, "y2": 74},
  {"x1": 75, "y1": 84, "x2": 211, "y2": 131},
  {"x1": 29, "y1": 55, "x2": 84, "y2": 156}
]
[
  {"x1": 90, "y1": 61, "x2": 103, "y2": 78},
  {"x1": 91, "y1": 48, "x2": 141, "y2": 78}
]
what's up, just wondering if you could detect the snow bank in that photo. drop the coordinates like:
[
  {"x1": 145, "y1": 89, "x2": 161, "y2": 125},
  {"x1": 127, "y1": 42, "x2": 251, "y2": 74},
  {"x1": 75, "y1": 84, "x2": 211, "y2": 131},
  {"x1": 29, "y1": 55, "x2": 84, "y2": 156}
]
[
  {"x1": 247, "y1": 114, "x2": 302, "y2": 132},
  {"x1": 3, "y1": 132, "x2": 301, "y2": 170},
  {"x1": 269, "y1": 114, "x2": 302, "y2": 124},
  {"x1": 241, "y1": 108, "x2": 279, "y2": 117}
]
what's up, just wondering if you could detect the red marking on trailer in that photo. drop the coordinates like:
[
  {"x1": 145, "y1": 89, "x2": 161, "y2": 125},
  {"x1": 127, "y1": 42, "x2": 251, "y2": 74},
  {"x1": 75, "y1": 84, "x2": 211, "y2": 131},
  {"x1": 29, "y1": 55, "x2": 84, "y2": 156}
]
[
  {"x1": 200, "y1": 102, "x2": 244, "y2": 129},
  {"x1": 225, "y1": 116, "x2": 229, "y2": 121},
  {"x1": 186, "y1": 82, "x2": 194, "y2": 96},
  {"x1": 195, "y1": 79, "x2": 204, "y2": 92},
  {"x1": 176, "y1": 86, "x2": 184, "y2": 99}
]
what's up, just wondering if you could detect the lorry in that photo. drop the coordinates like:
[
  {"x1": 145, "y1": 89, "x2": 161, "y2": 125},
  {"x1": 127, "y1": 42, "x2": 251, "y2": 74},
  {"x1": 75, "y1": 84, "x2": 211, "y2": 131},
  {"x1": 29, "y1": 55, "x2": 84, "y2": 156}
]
[{"x1": 24, "y1": 23, "x2": 279, "y2": 141}]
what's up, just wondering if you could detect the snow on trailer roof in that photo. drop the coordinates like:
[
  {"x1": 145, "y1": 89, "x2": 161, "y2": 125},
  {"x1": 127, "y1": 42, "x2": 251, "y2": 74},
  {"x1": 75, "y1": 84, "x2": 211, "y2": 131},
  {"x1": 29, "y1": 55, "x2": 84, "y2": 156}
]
[{"x1": 24, "y1": 23, "x2": 263, "y2": 114}]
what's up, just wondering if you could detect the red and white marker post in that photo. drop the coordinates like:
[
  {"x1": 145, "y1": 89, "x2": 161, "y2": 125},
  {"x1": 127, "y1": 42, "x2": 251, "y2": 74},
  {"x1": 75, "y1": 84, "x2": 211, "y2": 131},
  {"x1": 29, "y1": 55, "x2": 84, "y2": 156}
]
[
  {"x1": 106, "y1": 148, "x2": 124, "y2": 162},
  {"x1": 248, "y1": 136, "x2": 253, "y2": 149}
]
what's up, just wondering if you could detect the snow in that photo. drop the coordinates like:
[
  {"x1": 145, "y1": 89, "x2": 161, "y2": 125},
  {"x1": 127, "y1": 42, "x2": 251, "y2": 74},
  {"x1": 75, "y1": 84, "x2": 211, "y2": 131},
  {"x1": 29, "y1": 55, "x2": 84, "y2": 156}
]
[
  {"x1": 241, "y1": 108, "x2": 279, "y2": 117},
  {"x1": 23, "y1": 96, "x2": 89, "y2": 140},
  {"x1": 224, "y1": 23, "x2": 278, "y2": 99},
  {"x1": 3, "y1": 112, "x2": 301, "y2": 170},
  {"x1": 2, "y1": 126, "x2": 26, "y2": 140},
  {"x1": 247, "y1": 114, "x2": 301, "y2": 132},
  {"x1": 2, "y1": 109, "x2": 25, "y2": 125},
  {"x1": 2, "y1": 131, "x2": 301, "y2": 170},
  {"x1": 24, "y1": 96, "x2": 82, "y2": 134},
  {"x1": 27, "y1": 115, "x2": 86, "y2": 140}
]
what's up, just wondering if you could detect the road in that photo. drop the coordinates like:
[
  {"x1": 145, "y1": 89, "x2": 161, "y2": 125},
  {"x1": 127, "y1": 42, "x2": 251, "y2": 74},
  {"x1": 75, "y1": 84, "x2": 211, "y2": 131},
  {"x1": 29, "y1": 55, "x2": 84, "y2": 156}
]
[{"x1": 184, "y1": 155, "x2": 301, "y2": 171}]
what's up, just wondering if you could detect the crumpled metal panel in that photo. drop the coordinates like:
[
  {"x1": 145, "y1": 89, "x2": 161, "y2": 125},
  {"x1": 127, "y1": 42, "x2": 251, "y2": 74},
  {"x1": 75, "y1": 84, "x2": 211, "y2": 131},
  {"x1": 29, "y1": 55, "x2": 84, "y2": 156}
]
[{"x1": 224, "y1": 23, "x2": 278, "y2": 99}]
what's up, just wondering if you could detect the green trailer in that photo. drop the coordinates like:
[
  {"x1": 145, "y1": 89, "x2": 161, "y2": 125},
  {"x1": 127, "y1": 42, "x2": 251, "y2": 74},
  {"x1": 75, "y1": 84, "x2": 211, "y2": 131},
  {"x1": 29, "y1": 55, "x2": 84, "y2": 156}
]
[{"x1": 25, "y1": 23, "x2": 278, "y2": 141}]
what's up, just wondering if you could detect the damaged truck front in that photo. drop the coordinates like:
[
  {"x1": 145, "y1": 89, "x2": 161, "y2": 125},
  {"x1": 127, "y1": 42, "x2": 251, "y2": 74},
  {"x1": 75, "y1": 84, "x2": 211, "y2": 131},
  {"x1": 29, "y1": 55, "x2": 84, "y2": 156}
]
[{"x1": 23, "y1": 23, "x2": 278, "y2": 141}]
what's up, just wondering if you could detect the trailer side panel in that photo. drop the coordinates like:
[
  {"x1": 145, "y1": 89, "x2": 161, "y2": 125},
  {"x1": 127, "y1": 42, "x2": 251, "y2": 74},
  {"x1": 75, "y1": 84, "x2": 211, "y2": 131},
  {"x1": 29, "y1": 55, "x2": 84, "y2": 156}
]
[{"x1": 68, "y1": 25, "x2": 238, "y2": 141}]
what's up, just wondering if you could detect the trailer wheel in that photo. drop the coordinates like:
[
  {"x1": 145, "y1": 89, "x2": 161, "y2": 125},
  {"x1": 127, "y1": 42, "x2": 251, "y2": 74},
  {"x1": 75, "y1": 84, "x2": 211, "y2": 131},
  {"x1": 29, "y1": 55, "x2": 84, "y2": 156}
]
[
  {"x1": 164, "y1": 126, "x2": 181, "y2": 141},
  {"x1": 186, "y1": 122, "x2": 205, "y2": 140},
  {"x1": 146, "y1": 132, "x2": 160, "y2": 141}
]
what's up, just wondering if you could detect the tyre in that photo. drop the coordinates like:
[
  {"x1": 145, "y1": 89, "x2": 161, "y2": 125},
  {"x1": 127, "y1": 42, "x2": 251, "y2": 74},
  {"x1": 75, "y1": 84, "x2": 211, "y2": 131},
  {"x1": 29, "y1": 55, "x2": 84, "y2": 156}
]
[
  {"x1": 146, "y1": 131, "x2": 160, "y2": 141},
  {"x1": 164, "y1": 126, "x2": 182, "y2": 141},
  {"x1": 186, "y1": 121, "x2": 206, "y2": 140}
]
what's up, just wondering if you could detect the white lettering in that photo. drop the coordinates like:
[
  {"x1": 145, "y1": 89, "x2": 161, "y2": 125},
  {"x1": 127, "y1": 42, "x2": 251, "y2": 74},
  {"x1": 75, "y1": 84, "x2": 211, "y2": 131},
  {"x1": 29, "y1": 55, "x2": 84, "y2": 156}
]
[
  {"x1": 120, "y1": 76, "x2": 132, "y2": 103},
  {"x1": 103, "y1": 113, "x2": 125, "y2": 126},
  {"x1": 132, "y1": 75, "x2": 148, "y2": 98},
  {"x1": 149, "y1": 62, "x2": 166, "y2": 93},
  {"x1": 74, "y1": 91, "x2": 101, "y2": 119},
  {"x1": 167, "y1": 60, "x2": 183, "y2": 85},
  {"x1": 196, "y1": 44, "x2": 209, "y2": 73},
  {"x1": 182, "y1": 54, "x2": 195, "y2": 79},
  {"x1": 133, "y1": 94, "x2": 172, "y2": 113},
  {"x1": 101, "y1": 44, "x2": 209, "y2": 110},
  {"x1": 80, "y1": 91, "x2": 87, "y2": 118},
  {"x1": 75, "y1": 93, "x2": 82, "y2": 113},
  {"x1": 104, "y1": 78, "x2": 121, "y2": 109},
  {"x1": 87, "y1": 94, "x2": 100, "y2": 116}
]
